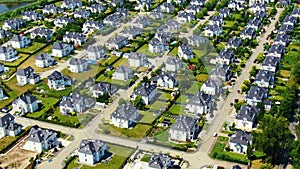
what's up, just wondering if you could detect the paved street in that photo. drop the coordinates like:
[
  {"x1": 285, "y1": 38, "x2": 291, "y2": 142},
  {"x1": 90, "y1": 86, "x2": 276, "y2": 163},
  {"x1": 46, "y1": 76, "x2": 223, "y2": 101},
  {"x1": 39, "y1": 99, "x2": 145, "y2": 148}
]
[{"x1": 4, "y1": 7, "x2": 283, "y2": 169}]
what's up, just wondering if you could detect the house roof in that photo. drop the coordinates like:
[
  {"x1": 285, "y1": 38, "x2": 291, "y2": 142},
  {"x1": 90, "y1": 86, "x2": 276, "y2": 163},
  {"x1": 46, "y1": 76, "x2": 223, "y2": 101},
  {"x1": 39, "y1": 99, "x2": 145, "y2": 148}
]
[
  {"x1": 0, "y1": 113, "x2": 14, "y2": 127},
  {"x1": 52, "y1": 42, "x2": 71, "y2": 50},
  {"x1": 203, "y1": 77, "x2": 223, "y2": 88},
  {"x1": 217, "y1": 49, "x2": 234, "y2": 60},
  {"x1": 155, "y1": 73, "x2": 177, "y2": 84},
  {"x1": 148, "y1": 154, "x2": 171, "y2": 169},
  {"x1": 115, "y1": 66, "x2": 132, "y2": 73},
  {"x1": 275, "y1": 34, "x2": 290, "y2": 43},
  {"x1": 248, "y1": 17, "x2": 262, "y2": 27},
  {"x1": 279, "y1": 24, "x2": 294, "y2": 32},
  {"x1": 27, "y1": 125, "x2": 57, "y2": 143},
  {"x1": 179, "y1": 44, "x2": 193, "y2": 55},
  {"x1": 255, "y1": 70, "x2": 274, "y2": 82},
  {"x1": 48, "y1": 71, "x2": 71, "y2": 81},
  {"x1": 134, "y1": 82, "x2": 157, "y2": 97},
  {"x1": 188, "y1": 35, "x2": 207, "y2": 45},
  {"x1": 241, "y1": 27, "x2": 256, "y2": 36},
  {"x1": 31, "y1": 28, "x2": 52, "y2": 36},
  {"x1": 16, "y1": 66, "x2": 35, "y2": 76},
  {"x1": 188, "y1": 92, "x2": 212, "y2": 107},
  {"x1": 236, "y1": 105, "x2": 259, "y2": 122},
  {"x1": 111, "y1": 103, "x2": 137, "y2": 120},
  {"x1": 246, "y1": 86, "x2": 267, "y2": 100},
  {"x1": 87, "y1": 45, "x2": 104, "y2": 53},
  {"x1": 35, "y1": 53, "x2": 52, "y2": 60},
  {"x1": 128, "y1": 52, "x2": 146, "y2": 60},
  {"x1": 122, "y1": 26, "x2": 142, "y2": 35},
  {"x1": 262, "y1": 56, "x2": 279, "y2": 67},
  {"x1": 92, "y1": 82, "x2": 117, "y2": 95},
  {"x1": 63, "y1": 32, "x2": 86, "y2": 41},
  {"x1": 171, "y1": 115, "x2": 198, "y2": 132},
  {"x1": 165, "y1": 57, "x2": 182, "y2": 65},
  {"x1": 78, "y1": 139, "x2": 106, "y2": 155},
  {"x1": 69, "y1": 58, "x2": 87, "y2": 66},
  {"x1": 18, "y1": 93, "x2": 37, "y2": 104},
  {"x1": 268, "y1": 44, "x2": 285, "y2": 54},
  {"x1": 227, "y1": 37, "x2": 242, "y2": 48},
  {"x1": 211, "y1": 64, "x2": 230, "y2": 77},
  {"x1": 108, "y1": 35, "x2": 127, "y2": 44},
  {"x1": 230, "y1": 130, "x2": 252, "y2": 146},
  {"x1": 11, "y1": 35, "x2": 24, "y2": 42}
]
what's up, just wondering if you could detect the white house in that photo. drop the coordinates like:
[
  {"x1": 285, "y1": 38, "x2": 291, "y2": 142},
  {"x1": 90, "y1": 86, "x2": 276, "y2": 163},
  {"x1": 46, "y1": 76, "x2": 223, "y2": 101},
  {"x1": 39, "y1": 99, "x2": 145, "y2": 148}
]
[
  {"x1": 246, "y1": 86, "x2": 268, "y2": 106},
  {"x1": 16, "y1": 66, "x2": 40, "y2": 86},
  {"x1": 255, "y1": 70, "x2": 274, "y2": 88},
  {"x1": 12, "y1": 94, "x2": 38, "y2": 114},
  {"x1": 178, "y1": 44, "x2": 194, "y2": 60},
  {"x1": 128, "y1": 52, "x2": 149, "y2": 67},
  {"x1": 0, "y1": 46, "x2": 18, "y2": 62},
  {"x1": 148, "y1": 154, "x2": 173, "y2": 169},
  {"x1": 106, "y1": 35, "x2": 128, "y2": 50},
  {"x1": 47, "y1": 71, "x2": 72, "y2": 90},
  {"x1": 35, "y1": 53, "x2": 54, "y2": 68},
  {"x1": 0, "y1": 87, "x2": 5, "y2": 100},
  {"x1": 165, "y1": 57, "x2": 183, "y2": 72},
  {"x1": 235, "y1": 105, "x2": 259, "y2": 131},
  {"x1": 262, "y1": 56, "x2": 279, "y2": 72},
  {"x1": 112, "y1": 66, "x2": 133, "y2": 81},
  {"x1": 87, "y1": 45, "x2": 106, "y2": 60},
  {"x1": 23, "y1": 126, "x2": 58, "y2": 153},
  {"x1": 59, "y1": 93, "x2": 95, "y2": 115},
  {"x1": 169, "y1": 115, "x2": 199, "y2": 142},
  {"x1": 185, "y1": 92, "x2": 213, "y2": 115},
  {"x1": 78, "y1": 139, "x2": 107, "y2": 165},
  {"x1": 154, "y1": 73, "x2": 178, "y2": 89},
  {"x1": 133, "y1": 82, "x2": 157, "y2": 105},
  {"x1": 204, "y1": 25, "x2": 222, "y2": 37},
  {"x1": 63, "y1": 32, "x2": 86, "y2": 46},
  {"x1": 61, "y1": 0, "x2": 82, "y2": 10},
  {"x1": 30, "y1": 28, "x2": 52, "y2": 40},
  {"x1": 83, "y1": 20, "x2": 103, "y2": 33},
  {"x1": 69, "y1": 58, "x2": 88, "y2": 73},
  {"x1": 0, "y1": 113, "x2": 22, "y2": 139},
  {"x1": 52, "y1": 42, "x2": 74, "y2": 57},
  {"x1": 11, "y1": 35, "x2": 31, "y2": 49},
  {"x1": 111, "y1": 103, "x2": 138, "y2": 128},
  {"x1": 200, "y1": 77, "x2": 223, "y2": 96},
  {"x1": 229, "y1": 131, "x2": 252, "y2": 154}
]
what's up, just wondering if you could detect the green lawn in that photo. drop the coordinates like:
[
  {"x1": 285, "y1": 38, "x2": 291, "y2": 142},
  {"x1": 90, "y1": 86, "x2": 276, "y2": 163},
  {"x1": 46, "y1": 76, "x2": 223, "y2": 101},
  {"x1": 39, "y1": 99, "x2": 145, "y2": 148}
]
[
  {"x1": 186, "y1": 81, "x2": 202, "y2": 95},
  {"x1": 169, "y1": 104, "x2": 186, "y2": 115},
  {"x1": 141, "y1": 154, "x2": 152, "y2": 162},
  {"x1": 17, "y1": 42, "x2": 47, "y2": 54},
  {"x1": 112, "y1": 58, "x2": 129, "y2": 68},
  {"x1": 193, "y1": 49, "x2": 206, "y2": 58},
  {"x1": 136, "y1": 44, "x2": 157, "y2": 58},
  {"x1": 96, "y1": 75, "x2": 130, "y2": 87},
  {"x1": 62, "y1": 64, "x2": 101, "y2": 82},
  {"x1": 147, "y1": 100, "x2": 167, "y2": 111},
  {"x1": 158, "y1": 91, "x2": 172, "y2": 101},
  {"x1": 154, "y1": 128, "x2": 170, "y2": 142},
  {"x1": 100, "y1": 55, "x2": 119, "y2": 66},
  {"x1": 139, "y1": 110, "x2": 158, "y2": 124},
  {"x1": 217, "y1": 136, "x2": 229, "y2": 142},
  {"x1": 0, "y1": 136, "x2": 17, "y2": 153},
  {"x1": 26, "y1": 95, "x2": 59, "y2": 118},
  {"x1": 168, "y1": 47, "x2": 178, "y2": 57},
  {"x1": 176, "y1": 94, "x2": 190, "y2": 104},
  {"x1": 35, "y1": 81, "x2": 72, "y2": 98},
  {"x1": 0, "y1": 53, "x2": 31, "y2": 67}
]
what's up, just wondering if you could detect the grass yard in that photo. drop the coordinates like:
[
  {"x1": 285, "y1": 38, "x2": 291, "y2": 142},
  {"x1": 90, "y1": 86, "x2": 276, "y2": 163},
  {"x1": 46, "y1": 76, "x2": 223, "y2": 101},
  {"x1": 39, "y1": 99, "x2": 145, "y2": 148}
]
[
  {"x1": 195, "y1": 74, "x2": 209, "y2": 83},
  {"x1": 168, "y1": 47, "x2": 178, "y2": 57},
  {"x1": 193, "y1": 49, "x2": 206, "y2": 58},
  {"x1": 136, "y1": 44, "x2": 158, "y2": 58},
  {"x1": 154, "y1": 128, "x2": 170, "y2": 142},
  {"x1": 62, "y1": 64, "x2": 100, "y2": 81},
  {"x1": 139, "y1": 110, "x2": 158, "y2": 124},
  {"x1": 147, "y1": 100, "x2": 167, "y2": 111},
  {"x1": 112, "y1": 58, "x2": 129, "y2": 68},
  {"x1": 176, "y1": 94, "x2": 190, "y2": 104},
  {"x1": 158, "y1": 91, "x2": 172, "y2": 101},
  {"x1": 5, "y1": 75, "x2": 36, "y2": 95},
  {"x1": 35, "y1": 80, "x2": 72, "y2": 98},
  {"x1": 17, "y1": 42, "x2": 47, "y2": 54},
  {"x1": 141, "y1": 154, "x2": 152, "y2": 162},
  {"x1": 96, "y1": 75, "x2": 130, "y2": 87},
  {"x1": 100, "y1": 55, "x2": 119, "y2": 66},
  {"x1": 169, "y1": 104, "x2": 186, "y2": 115},
  {"x1": 0, "y1": 136, "x2": 17, "y2": 153},
  {"x1": 0, "y1": 53, "x2": 30, "y2": 67},
  {"x1": 26, "y1": 95, "x2": 59, "y2": 119},
  {"x1": 186, "y1": 81, "x2": 202, "y2": 95}
]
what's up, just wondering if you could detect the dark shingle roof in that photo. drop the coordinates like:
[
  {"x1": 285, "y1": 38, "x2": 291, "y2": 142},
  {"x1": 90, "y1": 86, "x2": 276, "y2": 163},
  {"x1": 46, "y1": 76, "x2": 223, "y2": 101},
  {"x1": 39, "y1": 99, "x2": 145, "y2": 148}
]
[
  {"x1": 27, "y1": 125, "x2": 57, "y2": 143},
  {"x1": 230, "y1": 130, "x2": 252, "y2": 146},
  {"x1": 78, "y1": 139, "x2": 106, "y2": 155},
  {"x1": 236, "y1": 105, "x2": 259, "y2": 122},
  {"x1": 171, "y1": 115, "x2": 199, "y2": 132},
  {"x1": 111, "y1": 103, "x2": 137, "y2": 120}
]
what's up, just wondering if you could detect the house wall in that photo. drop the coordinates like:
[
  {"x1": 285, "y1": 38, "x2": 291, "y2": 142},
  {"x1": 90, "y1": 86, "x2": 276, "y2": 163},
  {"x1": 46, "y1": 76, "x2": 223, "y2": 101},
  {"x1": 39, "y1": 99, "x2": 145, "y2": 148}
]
[
  {"x1": 229, "y1": 142, "x2": 248, "y2": 154},
  {"x1": 169, "y1": 129, "x2": 187, "y2": 142},
  {"x1": 23, "y1": 140, "x2": 43, "y2": 152},
  {"x1": 78, "y1": 152, "x2": 96, "y2": 165},
  {"x1": 235, "y1": 119, "x2": 254, "y2": 131}
]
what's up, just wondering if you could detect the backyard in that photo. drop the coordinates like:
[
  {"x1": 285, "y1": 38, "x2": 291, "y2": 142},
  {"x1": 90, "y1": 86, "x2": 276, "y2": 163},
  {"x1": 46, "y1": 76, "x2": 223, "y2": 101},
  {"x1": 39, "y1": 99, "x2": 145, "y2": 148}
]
[{"x1": 17, "y1": 42, "x2": 47, "y2": 54}]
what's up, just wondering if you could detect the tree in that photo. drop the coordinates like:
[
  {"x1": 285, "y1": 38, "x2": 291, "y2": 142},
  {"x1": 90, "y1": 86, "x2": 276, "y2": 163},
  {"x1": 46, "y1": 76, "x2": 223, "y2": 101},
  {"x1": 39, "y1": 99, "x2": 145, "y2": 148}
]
[
  {"x1": 196, "y1": 12, "x2": 204, "y2": 19},
  {"x1": 249, "y1": 66, "x2": 258, "y2": 77},
  {"x1": 133, "y1": 96, "x2": 145, "y2": 110},
  {"x1": 253, "y1": 115, "x2": 292, "y2": 164},
  {"x1": 97, "y1": 92, "x2": 110, "y2": 104},
  {"x1": 291, "y1": 139, "x2": 300, "y2": 169},
  {"x1": 118, "y1": 98, "x2": 127, "y2": 105},
  {"x1": 260, "y1": 163, "x2": 273, "y2": 169},
  {"x1": 292, "y1": 61, "x2": 300, "y2": 84},
  {"x1": 232, "y1": 22, "x2": 239, "y2": 31},
  {"x1": 202, "y1": 8, "x2": 208, "y2": 15}
]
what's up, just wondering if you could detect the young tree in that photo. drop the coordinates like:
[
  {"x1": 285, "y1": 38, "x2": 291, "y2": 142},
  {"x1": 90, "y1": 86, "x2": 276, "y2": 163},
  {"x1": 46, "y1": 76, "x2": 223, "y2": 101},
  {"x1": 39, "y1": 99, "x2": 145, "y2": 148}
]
[{"x1": 133, "y1": 96, "x2": 145, "y2": 110}]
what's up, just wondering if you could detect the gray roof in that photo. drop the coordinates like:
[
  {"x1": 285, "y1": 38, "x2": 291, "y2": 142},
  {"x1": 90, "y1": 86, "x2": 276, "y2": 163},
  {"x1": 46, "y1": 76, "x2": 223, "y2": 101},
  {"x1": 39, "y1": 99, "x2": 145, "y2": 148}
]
[
  {"x1": 230, "y1": 131, "x2": 252, "y2": 146},
  {"x1": 115, "y1": 66, "x2": 132, "y2": 73},
  {"x1": 0, "y1": 46, "x2": 14, "y2": 54},
  {"x1": 188, "y1": 92, "x2": 212, "y2": 107},
  {"x1": 122, "y1": 26, "x2": 142, "y2": 35},
  {"x1": 135, "y1": 16, "x2": 150, "y2": 24},
  {"x1": 262, "y1": 56, "x2": 279, "y2": 67},
  {"x1": 241, "y1": 27, "x2": 256, "y2": 36},
  {"x1": 292, "y1": 8, "x2": 300, "y2": 15},
  {"x1": 69, "y1": 58, "x2": 87, "y2": 66},
  {"x1": 54, "y1": 16, "x2": 74, "y2": 24},
  {"x1": 248, "y1": 17, "x2": 262, "y2": 27},
  {"x1": 275, "y1": 34, "x2": 290, "y2": 44},
  {"x1": 0, "y1": 113, "x2": 14, "y2": 127},
  {"x1": 179, "y1": 44, "x2": 193, "y2": 55},
  {"x1": 74, "y1": 9, "x2": 90, "y2": 17},
  {"x1": 155, "y1": 73, "x2": 177, "y2": 84},
  {"x1": 52, "y1": 42, "x2": 72, "y2": 50},
  {"x1": 211, "y1": 64, "x2": 230, "y2": 77},
  {"x1": 246, "y1": 86, "x2": 267, "y2": 100},
  {"x1": 60, "y1": 93, "x2": 95, "y2": 109},
  {"x1": 17, "y1": 94, "x2": 37, "y2": 104},
  {"x1": 63, "y1": 32, "x2": 86, "y2": 41},
  {"x1": 171, "y1": 115, "x2": 198, "y2": 132},
  {"x1": 148, "y1": 154, "x2": 171, "y2": 169},
  {"x1": 255, "y1": 11, "x2": 267, "y2": 18},
  {"x1": 16, "y1": 66, "x2": 34, "y2": 76},
  {"x1": 236, "y1": 105, "x2": 259, "y2": 122},
  {"x1": 217, "y1": 49, "x2": 234, "y2": 60},
  {"x1": 205, "y1": 24, "x2": 221, "y2": 31},
  {"x1": 279, "y1": 24, "x2": 294, "y2": 32},
  {"x1": 78, "y1": 139, "x2": 106, "y2": 155},
  {"x1": 108, "y1": 35, "x2": 127, "y2": 44},
  {"x1": 178, "y1": 11, "x2": 195, "y2": 19},
  {"x1": 35, "y1": 53, "x2": 52, "y2": 61},
  {"x1": 11, "y1": 35, "x2": 24, "y2": 42},
  {"x1": 227, "y1": 38, "x2": 242, "y2": 48},
  {"x1": 31, "y1": 28, "x2": 52, "y2": 36},
  {"x1": 219, "y1": 8, "x2": 230, "y2": 17},
  {"x1": 134, "y1": 82, "x2": 157, "y2": 97},
  {"x1": 27, "y1": 125, "x2": 57, "y2": 143},
  {"x1": 128, "y1": 52, "x2": 146, "y2": 60},
  {"x1": 204, "y1": 77, "x2": 223, "y2": 88},
  {"x1": 255, "y1": 70, "x2": 274, "y2": 82},
  {"x1": 149, "y1": 38, "x2": 163, "y2": 46},
  {"x1": 188, "y1": 35, "x2": 207, "y2": 45},
  {"x1": 165, "y1": 57, "x2": 182, "y2": 65},
  {"x1": 87, "y1": 45, "x2": 104, "y2": 53},
  {"x1": 283, "y1": 15, "x2": 297, "y2": 25},
  {"x1": 93, "y1": 82, "x2": 117, "y2": 95},
  {"x1": 111, "y1": 103, "x2": 137, "y2": 120},
  {"x1": 47, "y1": 71, "x2": 71, "y2": 81},
  {"x1": 268, "y1": 44, "x2": 285, "y2": 54}
]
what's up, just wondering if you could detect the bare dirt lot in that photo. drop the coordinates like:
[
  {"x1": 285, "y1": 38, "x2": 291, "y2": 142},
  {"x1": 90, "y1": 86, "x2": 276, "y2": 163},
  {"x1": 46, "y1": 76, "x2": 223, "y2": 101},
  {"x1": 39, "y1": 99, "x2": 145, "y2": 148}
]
[{"x1": 0, "y1": 139, "x2": 38, "y2": 169}]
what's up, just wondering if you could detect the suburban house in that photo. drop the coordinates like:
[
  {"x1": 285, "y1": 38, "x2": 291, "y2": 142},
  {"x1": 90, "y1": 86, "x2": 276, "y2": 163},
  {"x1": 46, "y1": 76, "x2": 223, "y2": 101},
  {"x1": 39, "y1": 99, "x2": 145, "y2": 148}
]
[
  {"x1": 112, "y1": 66, "x2": 133, "y2": 81},
  {"x1": 135, "y1": 0, "x2": 151, "y2": 11},
  {"x1": 12, "y1": 94, "x2": 38, "y2": 114},
  {"x1": 291, "y1": 8, "x2": 300, "y2": 18},
  {"x1": 210, "y1": 64, "x2": 232, "y2": 81},
  {"x1": 267, "y1": 44, "x2": 285, "y2": 58},
  {"x1": 111, "y1": 103, "x2": 138, "y2": 128},
  {"x1": 91, "y1": 82, "x2": 118, "y2": 97},
  {"x1": 106, "y1": 35, "x2": 128, "y2": 50},
  {"x1": 16, "y1": 66, "x2": 40, "y2": 86},
  {"x1": 22, "y1": 11, "x2": 43, "y2": 21},
  {"x1": 10, "y1": 35, "x2": 31, "y2": 49},
  {"x1": 133, "y1": 82, "x2": 157, "y2": 105},
  {"x1": 255, "y1": 11, "x2": 267, "y2": 19},
  {"x1": 169, "y1": 115, "x2": 200, "y2": 142},
  {"x1": 209, "y1": 15, "x2": 224, "y2": 27},
  {"x1": 178, "y1": 44, "x2": 194, "y2": 60},
  {"x1": 274, "y1": 34, "x2": 290, "y2": 46},
  {"x1": 165, "y1": 20, "x2": 180, "y2": 32},
  {"x1": 247, "y1": 17, "x2": 262, "y2": 30},
  {"x1": 262, "y1": 56, "x2": 279, "y2": 72},
  {"x1": 185, "y1": 92, "x2": 213, "y2": 115},
  {"x1": 54, "y1": 17, "x2": 74, "y2": 28},
  {"x1": 128, "y1": 52, "x2": 149, "y2": 67},
  {"x1": 63, "y1": 32, "x2": 86, "y2": 46},
  {"x1": 23, "y1": 125, "x2": 58, "y2": 153},
  {"x1": 283, "y1": 15, "x2": 297, "y2": 26},
  {"x1": 0, "y1": 46, "x2": 18, "y2": 62},
  {"x1": 215, "y1": 49, "x2": 235, "y2": 65},
  {"x1": 61, "y1": 0, "x2": 82, "y2": 10},
  {"x1": 74, "y1": 9, "x2": 90, "y2": 19},
  {"x1": 204, "y1": 24, "x2": 223, "y2": 37},
  {"x1": 135, "y1": 16, "x2": 151, "y2": 28},
  {"x1": 87, "y1": 45, "x2": 106, "y2": 60},
  {"x1": 83, "y1": 20, "x2": 103, "y2": 33},
  {"x1": 42, "y1": 4, "x2": 64, "y2": 15},
  {"x1": 165, "y1": 57, "x2": 183, "y2": 72},
  {"x1": 186, "y1": 4, "x2": 202, "y2": 15},
  {"x1": 2, "y1": 18, "x2": 26, "y2": 30},
  {"x1": 110, "y1": 0, "x2": 124, "y2": 7},
  {"x1": 278, "y1": 24, "x2": 294, "y2": 34},
  {"x1": 229, "y1": 131, "x2": 252, "y2": 154},
  {"x1": 188, "y1": 35, "x2": 207, "y2": 47},
  {"x1": 0, "y1": 87, "x2": 5, "y2": 100},
  {"x1": 59, "y1": 93, "x2": 95, "y2": 115},
  {"x1": 255, "y1": 70, "x2": 274, "y2": 88},
  {"x1": 35, "y1": 53, "x2": 54, "y2": 68},
  {"x1": 246, "y1": 86, "x2": 268, "y2": 106},
  {"x1": 279, "y1": 0, "x2": 291, "y2": 6},
  {"x1": 78, "y1": 139, "x2": 107, "y2": 165},
  {"x1": 240, "y1": 27, "x2": 256, "y2": 39},
  {"x1": 148, "y1": 154, "x2": 173, "y2": 169},
  {"x1": 200, "y1": 77, "x2": 223, "y2": 96},
  {"x1": 120, "y1": 26, "x2": 142, "y2": 40},
  {"x1": 153, "y1": 73, "x2": 178, "y2": 89},
  {"x1": 0, "y1": 113, "x2": 22, "y2": 139},
  {"x1": 149, "y1": 38, "x2": 167, "y2": 53},
  {"x1": 30, "y1": 28, "x2": 52, "y2": 40},
  {"x1": 158, "y1": 2, "x2": 175, "y2": 13},
  {"x1": 149, "y1": 10, "x2": 164, "y2": 19},
  {"x1": 69, "y1": 58, "x2": 88, "y2": 73},
  {"x1": 103, "y1": 13, "x2": 124, "y2": 25},
  {"x1": 47, "y1": 71, "x2": 72, "y2": 90},
  {"x1": 226, "y1": 38, "x2": 243, "y2": 49},
  {"x1": 52, "y1": 42, "x2": 74, "y2": 57},
  {"x1": 177, "y1": 11, "x2": 195, "y2": 23},
  {"x1": 190, "y1": 0, "x2": 205, "y2": 6},
  {"x1": 218, "y1": 8, "x2": 231, "y2": 18},
  {"x1": 228, "y1": 1, "x2": 245, "y2": 11},
  {"x1": 0, "y1": 29, "x2": 12, "y2": 38},
  {"x1": 235, "y1": 105, "x2": 259, "y2": 131},
  {"x1": 90, "y1": 4, "x2": 106, "y2": 13}
]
